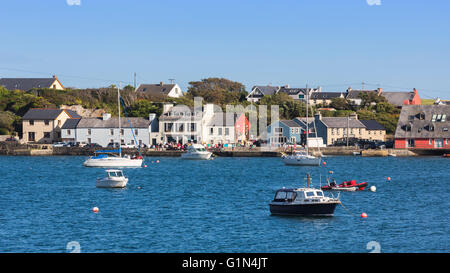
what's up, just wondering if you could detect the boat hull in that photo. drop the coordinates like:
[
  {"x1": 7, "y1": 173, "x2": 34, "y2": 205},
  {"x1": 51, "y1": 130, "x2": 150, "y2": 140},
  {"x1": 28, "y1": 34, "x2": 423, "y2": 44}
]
[
  {"x1": 282, "y1": 156, "x2": 321, "y2": 166},
  {"x1": 181, "y1": 152, "x2": 212, "y2": 160},
  {"x1": 269, "y1": 202, "x2": 339, "y2": 216},
  {"x1": 83, "y1": 158, "x2": 143, "y2": 168},
  {"x1": 96, "y1": 178, "x2": 128, "y2": 188},
  {"x1": 321, "y1": 182, "x2": 368, "y2": 191}
]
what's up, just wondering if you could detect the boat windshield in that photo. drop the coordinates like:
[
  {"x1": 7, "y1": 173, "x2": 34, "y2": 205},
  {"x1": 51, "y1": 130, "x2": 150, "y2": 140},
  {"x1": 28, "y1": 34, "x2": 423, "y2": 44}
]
[
  {"x1": 316, "y1": 191, "x2": 323, "y2": 197},
  {"x1": 108, "y1": 171, "x2": 123, "y2": 177}
]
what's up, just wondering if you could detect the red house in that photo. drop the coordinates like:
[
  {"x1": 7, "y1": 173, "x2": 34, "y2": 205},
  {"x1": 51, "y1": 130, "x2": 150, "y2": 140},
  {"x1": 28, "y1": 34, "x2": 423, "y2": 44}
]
[
  {"x1": 394, "y1": 105, "x2": 450, "y2": 149},
  {"x1": 235, "y1": 113, "x2": 251, "y2": 142}
]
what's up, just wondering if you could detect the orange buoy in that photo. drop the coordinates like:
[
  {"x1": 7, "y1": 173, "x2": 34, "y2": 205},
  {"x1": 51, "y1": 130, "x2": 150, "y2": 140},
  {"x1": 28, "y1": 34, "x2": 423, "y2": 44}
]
[
  {"x1": 322, "y1": 161, "x2": 326, "y2": 166},
  {"x1": 361, "y1": 213, "x2": 367, "y2": 218},
  {"x1": 92, "y1": 207, "x2": 99, "y2": 213}
]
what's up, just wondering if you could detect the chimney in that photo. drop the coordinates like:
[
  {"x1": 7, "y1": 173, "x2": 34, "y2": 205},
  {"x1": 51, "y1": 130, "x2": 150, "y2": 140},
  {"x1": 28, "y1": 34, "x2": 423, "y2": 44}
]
[
  {"x1": 285, "y1": 84, "x2": 290, "y2": 88},
  {"x1": 53, "y1": 75, "x2": 57, "y2": 79},
  {"x1": 377, "y1": 87, "x2": 383, "y2": 95},
  {"x1": 149, "y1": 113, "x2": 156, "y2": 122},
  {"x1": 413, "y1": 88, "x2": 418, "y2": 95},
  {"x1": 318, "y1": 86, "x2": 322, "y2": 93},
  {"x1": 315, "y1": 113, "x2": 322, "y2": 121},
  {"x1": 163, "y1": 103, "x2": 174, "y2": 113},
  {"x1": 102, "y1": 113, "x2": 111, "y2": 121},
  {"x1": 349, "y1": 113, "x2": 358, "y2": 120},
  {"x1": 160, "y1": 81, "x2": 164, "y2": 86}
]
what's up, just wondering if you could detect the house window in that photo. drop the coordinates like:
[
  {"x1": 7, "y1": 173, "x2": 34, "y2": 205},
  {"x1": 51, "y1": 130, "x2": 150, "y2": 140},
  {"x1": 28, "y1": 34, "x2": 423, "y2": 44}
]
[
  {"x1": 407, "y1": 139, "x2": 415, "y2": 148},
  {"x1": 291, "y1": 128, "x2": 295, "y2": 134},
  {"x1": 87, "y1": 129, "x2": 91, "y2": 135},
  {"x1": 87, "y1": 138, "x2": 91, "y2": 144},
  {"x1": 29, "y1": 120, "x2": 34, "y2": 125},
  {"x1": 190, "y1": 123, "x2": 196, "y2": 132},
  {"x1": 121, "y1": 129, "x2": 124, "y2": 135},
  {"x1": 225, "y1": 128, "x2": 229, "y2": 136},
  {"x1": 67, "y1": 130, "x2": 71, "y2": 135},
  {"x1": 110, "y1": 129, "x2": 114, "y2": 135},
  {"x1": 44, "y1": 132, "x2": 51, "y2": 138},
  {"x1": 210, "y1": 128, "x2": 214, "y2": 135},
  {"x1": 218, "y1": 128, "x2": 223, "y2": 135},
  {"x1": 296, "y1": 128, "x2": 299, "y2": 134},
  {"x1": 135, "y1": 129, "x2": 138, "y2": 136},
  {"x1": 429, "y1": 139, "x2": 432, "y2": 145},
  {"x1": 28, "y1": 132, "x2": 35, "y2": 141},
  {"x1": 435, "y1": 139, "x2": 443, "y2": 148},
  {"x1": 58, "y1": 120, "x2": 61, "y2": 126},
  {"x1": 44, "y1": 120, "x2": 50, "y2": 126}
]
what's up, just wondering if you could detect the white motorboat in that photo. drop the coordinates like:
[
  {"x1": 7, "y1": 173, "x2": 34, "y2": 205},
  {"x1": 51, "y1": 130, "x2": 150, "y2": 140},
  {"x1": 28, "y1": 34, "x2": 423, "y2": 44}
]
[
  {"x1": 84, "y1": 153, "x2": 143, "y2": 167},
  {"x1": 96, "y1": 169, "x2": 129, "y2": 188},
  {"x1": 282, "y1": 151, "x2": 321, "y2": 166},
  {"x1": 181, "y1": 144, "x2": 212, "y2": 160},
  {"x1": 83, "y1": 86, "x2": 144, "y2": 168}
]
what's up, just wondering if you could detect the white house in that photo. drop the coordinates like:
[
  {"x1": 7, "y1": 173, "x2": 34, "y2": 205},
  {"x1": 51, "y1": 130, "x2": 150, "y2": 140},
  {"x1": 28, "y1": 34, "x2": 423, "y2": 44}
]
[
  {"x1": 204, "y1": 112, "x2": 237, "y2": 145},
  {"x1": 158, "y1": 103, "x2": 216, "y2": 144},
  {"x1": 61, "y1": 113, "x2": 158, "y2": 147},
  {"x1": 136, "y1": 82, "x2": 183, "y2": 100}
]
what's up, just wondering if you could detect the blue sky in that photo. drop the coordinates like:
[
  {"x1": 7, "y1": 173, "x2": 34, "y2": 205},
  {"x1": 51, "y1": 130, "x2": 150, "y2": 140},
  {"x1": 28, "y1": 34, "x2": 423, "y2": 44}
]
[{"x1": 1, "y1": 0, "x2": 449, "y2": 99}]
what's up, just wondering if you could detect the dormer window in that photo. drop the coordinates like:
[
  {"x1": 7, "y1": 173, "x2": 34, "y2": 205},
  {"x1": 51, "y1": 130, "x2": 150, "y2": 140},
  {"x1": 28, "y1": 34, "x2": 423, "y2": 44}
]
[
  {"x1": 432, "y1": 114, "x2": 437, "y2": 122},
  {"x1": 429, "y1": 125, "x2": 435, "y2": 132},
  {"x1": 405, "y1": 125, "x2": 412, "y2": 132},
  {"x1": 419, "y1": 113, "x2": 425, "y2": 120}
]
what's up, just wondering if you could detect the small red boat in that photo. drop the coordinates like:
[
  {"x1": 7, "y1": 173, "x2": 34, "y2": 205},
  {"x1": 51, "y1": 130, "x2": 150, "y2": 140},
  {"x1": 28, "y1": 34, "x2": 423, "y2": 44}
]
[
  {"x1": 443, "y1": 154, "x2": 450, "y2": 158},
  {"x1": 321, "y1": 180, "x2": 368, "y2": 191}
]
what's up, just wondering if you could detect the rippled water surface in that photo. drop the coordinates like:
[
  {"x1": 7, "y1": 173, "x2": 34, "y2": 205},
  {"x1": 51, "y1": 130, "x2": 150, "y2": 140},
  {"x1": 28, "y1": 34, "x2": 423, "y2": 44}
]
[{"x1": 0, "y1": 155, "x2": 448, "y2": 252}]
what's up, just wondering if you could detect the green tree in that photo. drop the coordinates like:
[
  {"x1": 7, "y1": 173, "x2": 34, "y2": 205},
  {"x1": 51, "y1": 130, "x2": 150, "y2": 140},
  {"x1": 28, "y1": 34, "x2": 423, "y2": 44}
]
[{"x1": 186, "y1": 78, "x2": 247, "y2": 106}]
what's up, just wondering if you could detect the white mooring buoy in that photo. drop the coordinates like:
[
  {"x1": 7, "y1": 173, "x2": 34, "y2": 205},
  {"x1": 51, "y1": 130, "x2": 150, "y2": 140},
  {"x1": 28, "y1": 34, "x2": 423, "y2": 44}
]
[{"x1": 369, "y1": 186, "x2": 376, "y2": 192}]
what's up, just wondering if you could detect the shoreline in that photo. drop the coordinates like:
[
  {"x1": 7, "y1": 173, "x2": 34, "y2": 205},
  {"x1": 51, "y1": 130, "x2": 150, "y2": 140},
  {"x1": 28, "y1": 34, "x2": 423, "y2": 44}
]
[{"x1": 1, "y1": 143, "x2": 448, "y2": 157}]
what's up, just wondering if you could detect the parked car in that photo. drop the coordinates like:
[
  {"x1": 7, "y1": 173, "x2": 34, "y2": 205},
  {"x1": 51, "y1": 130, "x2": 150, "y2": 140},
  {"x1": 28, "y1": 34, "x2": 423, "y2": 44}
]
[
  {"x1": 121, "y1": 143, "x2": 136, "y2": 148},
  {"x1": 107, "y1": 142, "x2": 120, "y2": 148},
  {"x1": 5, "y1": 137, "x2": 18, "y2": 142},
  {"x1": 86, "y1": 143, "x2": 102, "y2": 148},
  {"x1": 52, "y1": 142, "x2": 66, "y2": 147},
  {"x1": 76, "y1": 142, "x2": 87, "y2": 148}
]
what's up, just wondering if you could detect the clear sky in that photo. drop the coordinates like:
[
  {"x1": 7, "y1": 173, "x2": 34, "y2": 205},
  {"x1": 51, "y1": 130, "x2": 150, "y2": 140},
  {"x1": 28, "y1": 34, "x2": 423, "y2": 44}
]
[{"x1": 1, "y1": 0, "x2": 449, "y2": 99}]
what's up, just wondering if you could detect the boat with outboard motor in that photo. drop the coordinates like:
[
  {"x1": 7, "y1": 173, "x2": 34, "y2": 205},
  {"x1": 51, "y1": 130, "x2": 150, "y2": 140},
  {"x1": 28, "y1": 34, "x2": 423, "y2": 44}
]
[
  {"x1": 269, "y1": 174, "x2": 340, "y2": 216},
  {"x1": 321, "y1": 179, "x2": 368, "y2": 191},
  {"x1": 96, "y1": 169, "x2": 128, "y2": 188}
]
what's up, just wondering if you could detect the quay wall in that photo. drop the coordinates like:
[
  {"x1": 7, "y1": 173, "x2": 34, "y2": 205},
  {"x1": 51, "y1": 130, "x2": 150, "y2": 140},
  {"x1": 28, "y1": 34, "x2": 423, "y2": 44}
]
[{"x1": 1, "y1": 143, "x2": 448, "y2": 157}]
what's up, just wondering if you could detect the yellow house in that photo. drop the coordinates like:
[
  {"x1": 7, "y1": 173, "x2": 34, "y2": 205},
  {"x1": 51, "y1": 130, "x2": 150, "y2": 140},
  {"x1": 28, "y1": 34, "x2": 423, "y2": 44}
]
[{"x1": 22, "y1": 109, "x2": 80, "y2": 143}]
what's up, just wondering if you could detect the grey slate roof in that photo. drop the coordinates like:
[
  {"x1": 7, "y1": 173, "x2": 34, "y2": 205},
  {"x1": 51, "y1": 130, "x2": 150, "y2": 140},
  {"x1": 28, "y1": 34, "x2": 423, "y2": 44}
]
[
  {"x1": 61, "y1": 118, "x2": 81, "y2": 129},
  {"x1": 360, "y1": 120, "x2": 385, "y2": 130},
  {"x1": 320, "y1": 117, "x2": 366, "y2": 128},
  {"x1": 0, "y1": 78, "x2": 57, "y2": 91},
  {"x1": 280, "y1": 120, "x2": 303, "y2": 128},
  {"x1": 22, "y1": 109, "x2": 81, "y2": 120},
  {"x1": 310, "y1": 92, "x2": 345, "y2": 99},
  {"x1": 251, "y1": 85, "x2": 280, "y2": 96},
  {"x1": 381, "y1": 92, "x2": 415, "y2": 107},
  {"x1": 136, "y1": 84, "x2": 176, "y2": 96},
  {"x1": 77, "y1": 117, "x2": 150, "y2": 128},
  {"x1": 278, "y1": 87, "x2": 307, "y2": 96},
  {"x1": 346, "y1": 90, "x2": 378, "y2": 99},
  {"x1": 394, "y1": 105, "x2": 450, "y2": 138}
]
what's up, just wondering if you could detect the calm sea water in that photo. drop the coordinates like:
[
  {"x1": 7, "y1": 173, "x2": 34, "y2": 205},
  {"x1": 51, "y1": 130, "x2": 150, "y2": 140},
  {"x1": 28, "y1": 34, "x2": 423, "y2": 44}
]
[{"x1": 0, "y1": 155, "x2": 448, "y2": 253}]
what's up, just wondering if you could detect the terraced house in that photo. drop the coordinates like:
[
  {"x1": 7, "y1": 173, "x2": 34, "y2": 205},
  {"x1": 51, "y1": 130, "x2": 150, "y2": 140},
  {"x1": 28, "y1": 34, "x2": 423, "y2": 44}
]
[{"x1": 394, "y1": 105, "x2": 449, "y2": 149}]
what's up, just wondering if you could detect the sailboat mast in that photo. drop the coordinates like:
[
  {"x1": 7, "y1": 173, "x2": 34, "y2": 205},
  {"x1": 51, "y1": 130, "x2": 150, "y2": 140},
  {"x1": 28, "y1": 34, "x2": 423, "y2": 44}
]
[
  {"x1": 306, "y1": 84, "x2": 309, "y2": 156},
  {"x1": 118, "y1": 85, "x2": 122, "y2": 157}
]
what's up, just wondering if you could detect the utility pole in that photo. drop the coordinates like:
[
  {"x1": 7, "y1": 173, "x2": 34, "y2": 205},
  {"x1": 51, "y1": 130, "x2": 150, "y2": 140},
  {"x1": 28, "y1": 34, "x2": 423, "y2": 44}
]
[
  {"x1": 362, "y1": 81, "x2": 365, "y2": 90},
  {"x1": 347, "y1": 115, "x2": 350, "y2": 147},
  {"x1": 134, "y1": 72, "x2": 137, "y2": 91}
]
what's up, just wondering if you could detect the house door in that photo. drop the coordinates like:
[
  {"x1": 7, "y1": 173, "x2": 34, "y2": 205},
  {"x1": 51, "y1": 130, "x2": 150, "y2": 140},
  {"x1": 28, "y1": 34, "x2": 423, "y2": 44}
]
[{"x1": 406, "y1": 139, "x2": 415, "y2": 148}]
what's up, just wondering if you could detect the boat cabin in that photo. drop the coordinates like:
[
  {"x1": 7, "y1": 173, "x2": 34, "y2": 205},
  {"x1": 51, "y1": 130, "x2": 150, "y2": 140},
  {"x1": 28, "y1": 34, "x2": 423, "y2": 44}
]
[
  {"x1": 188, "y1": 144, "x2": 207, "y2": 152},
  {"x1": 105, "y1": 169, "x2": 125, "y2": 178},
  {"x1": 272, "y1": 188, "x2": 325, "y2": 202}
]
